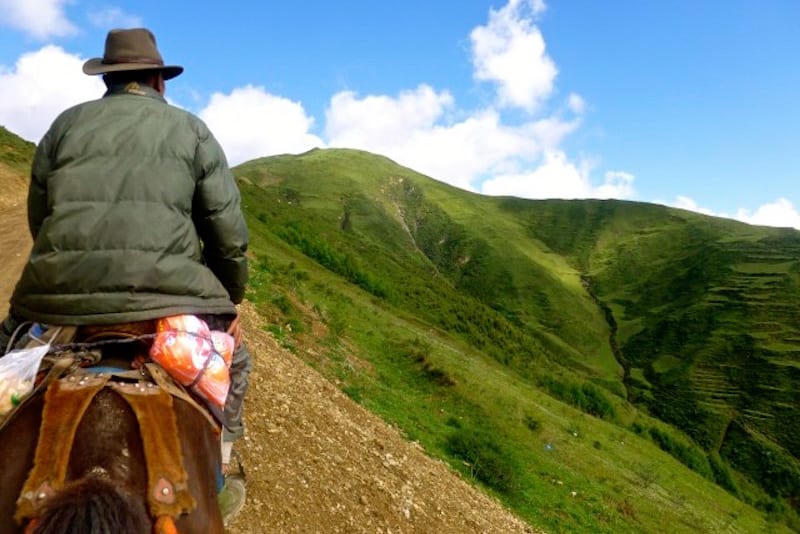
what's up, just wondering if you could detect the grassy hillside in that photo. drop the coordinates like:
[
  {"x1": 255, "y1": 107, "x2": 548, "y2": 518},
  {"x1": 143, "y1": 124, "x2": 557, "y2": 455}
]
[
  {"x1": 235, "y1": 148, "x2": 799, "y2": 532},
  {"x1": 0, "y1": 126, "x2": 34, "y2": 203},
  {"x1": 0, "y1": 126, "x2": 34, "y2": 172}
]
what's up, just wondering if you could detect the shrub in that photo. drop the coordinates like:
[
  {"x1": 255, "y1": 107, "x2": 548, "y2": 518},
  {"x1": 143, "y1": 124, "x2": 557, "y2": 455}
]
[
  {"x1": 648, "y1": 426, "x2": 714, "y2": 480},
  {"x1": 721, "y1": 421, "x2": 800, "y2": 502},
  {"x1": 524, "y1": 415, "x2": 540, "y2": 432},
  {"x1": 536, "y1": 375, "x2": 616, "y2": 420},
  {"x1": 708, "y1": 452, "x2": 739, "y2": 496},
  {"x1": 445, "y1": 427, "x2": 518, "y2": 494}
]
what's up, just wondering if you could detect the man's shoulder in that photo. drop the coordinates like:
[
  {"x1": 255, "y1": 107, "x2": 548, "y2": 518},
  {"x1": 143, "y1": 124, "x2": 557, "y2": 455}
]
[
  {"x1": 155, "y1": 102, "x2": 210, "y2": 136},
  {"x1": 50, "y1": 98, "x2": 103, "y2": 126}
]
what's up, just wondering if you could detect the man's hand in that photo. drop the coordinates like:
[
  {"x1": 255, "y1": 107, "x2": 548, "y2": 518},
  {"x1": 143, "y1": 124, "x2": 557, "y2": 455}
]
[{"x1": 227, "y1": 313, "x2": 242, "y2": 349}]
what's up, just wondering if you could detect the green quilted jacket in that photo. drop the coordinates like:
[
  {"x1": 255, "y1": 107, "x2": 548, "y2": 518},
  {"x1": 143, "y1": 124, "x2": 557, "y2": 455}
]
[{"x1": 10, "y1": 83, "x2": 248, "y2": 325}]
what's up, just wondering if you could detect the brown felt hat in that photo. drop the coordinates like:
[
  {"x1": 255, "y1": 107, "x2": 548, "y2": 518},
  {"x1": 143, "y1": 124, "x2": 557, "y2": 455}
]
[{"x1": 83, "y1": 28, "x2": 183, "y2": 80}]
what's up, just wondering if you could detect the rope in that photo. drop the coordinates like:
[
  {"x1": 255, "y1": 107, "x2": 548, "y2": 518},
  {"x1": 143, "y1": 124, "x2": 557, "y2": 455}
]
[
  {"x1": 6, "y1": 320, "x2": 33, "y2": 354},
  {"x1": 51, "y1": 330, "x2": 227, "y2": 389}
]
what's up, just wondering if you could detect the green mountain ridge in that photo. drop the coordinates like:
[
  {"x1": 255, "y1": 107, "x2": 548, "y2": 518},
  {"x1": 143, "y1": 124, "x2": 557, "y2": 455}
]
[{"x1": 237, "y1": 147, "x2": 799, "y2": 532}]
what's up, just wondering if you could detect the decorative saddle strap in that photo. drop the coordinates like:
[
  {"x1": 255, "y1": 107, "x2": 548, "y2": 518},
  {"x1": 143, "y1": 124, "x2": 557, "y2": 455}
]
[
  {"x1": 15, "y1": 373, "x2": 110, "y2": 522},
  {"x1": 109, "y1": 380, "x2": 196, "y2": 519}
]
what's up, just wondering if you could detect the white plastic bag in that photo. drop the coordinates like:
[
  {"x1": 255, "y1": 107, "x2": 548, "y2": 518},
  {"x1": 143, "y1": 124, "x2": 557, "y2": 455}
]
[{"x1": 0, "y1": 344, "x2": 50, "y2": 416}]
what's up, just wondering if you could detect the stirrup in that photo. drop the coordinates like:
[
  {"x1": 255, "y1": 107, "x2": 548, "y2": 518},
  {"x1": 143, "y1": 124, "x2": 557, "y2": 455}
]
[{"x1": 223, "y1": 448, "x2": 247, "y2": 479}]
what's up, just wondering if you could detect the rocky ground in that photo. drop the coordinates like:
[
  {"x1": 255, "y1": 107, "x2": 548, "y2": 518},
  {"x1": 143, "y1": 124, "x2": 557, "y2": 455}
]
[{"x1": 0, "y1": 181, "x2": 539, "y2": 533}]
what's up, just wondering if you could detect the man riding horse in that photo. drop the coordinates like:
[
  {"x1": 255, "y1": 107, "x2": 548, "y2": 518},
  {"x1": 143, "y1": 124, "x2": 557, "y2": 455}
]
[{"x1": 0, "y1": 28, "x2": 250, "y2": 524}]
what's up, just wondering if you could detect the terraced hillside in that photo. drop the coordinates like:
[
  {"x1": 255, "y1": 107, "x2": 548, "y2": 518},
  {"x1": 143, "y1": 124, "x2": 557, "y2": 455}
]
[{"x1": 534, "y1": 202, "x2": 800, "y2": 505}]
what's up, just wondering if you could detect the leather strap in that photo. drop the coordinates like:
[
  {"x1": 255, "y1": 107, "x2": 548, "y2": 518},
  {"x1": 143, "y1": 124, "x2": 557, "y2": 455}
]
[
  {"x1": 15, "y1": 373, "x2": 110, "y2": 522},
  {"x1": 109, "y1": 381, "x2": 196, "y2": 519}
]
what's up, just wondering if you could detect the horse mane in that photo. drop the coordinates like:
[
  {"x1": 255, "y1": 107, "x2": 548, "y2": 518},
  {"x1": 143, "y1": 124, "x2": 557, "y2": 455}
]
[{"x1": 32, "y1": 476, "x2": 149, "y2": 534}]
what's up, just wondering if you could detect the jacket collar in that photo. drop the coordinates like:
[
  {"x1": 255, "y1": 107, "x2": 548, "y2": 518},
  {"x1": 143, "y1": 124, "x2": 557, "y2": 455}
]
[{"x1": 104, "y1": 81, "x2": 166, "y2": 102}]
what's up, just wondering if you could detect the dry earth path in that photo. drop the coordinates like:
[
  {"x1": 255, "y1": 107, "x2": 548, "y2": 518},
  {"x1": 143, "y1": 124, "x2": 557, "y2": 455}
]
[{"x1": 0, "y1": 198, "x2": 538, "y2": 533}]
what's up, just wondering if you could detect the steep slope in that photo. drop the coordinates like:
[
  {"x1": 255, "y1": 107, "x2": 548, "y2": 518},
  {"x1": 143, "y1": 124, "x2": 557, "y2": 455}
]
[
  {"x1": 0, "y1": 126, "x2": 34, "y2": 208},
  {"x1": 229, "y1": 301, "x2": 534, "y2": 533},
  {"x1": 0, "y1": 129, "x2": 535, "y2": 533},
  {"x1": 501, "y1": 198, "x2": 800, "y2": 512},
  {"x1": 237, "y1": 149, "x2": 620, "y2": 387},
  {"x1": 236, "y1": 148, "x2": 799, "y2": 530},
  {"x1": 0, "y1": 126, "x2": 34, "y2": 301}
]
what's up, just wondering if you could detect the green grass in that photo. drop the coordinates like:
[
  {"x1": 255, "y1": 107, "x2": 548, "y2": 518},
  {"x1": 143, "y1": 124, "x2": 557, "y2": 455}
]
[
  {"x1": 232, "y1": 147, "x2": 800, "y2": 532},
  {"x1": 243, "y1": 247, "x2": 792, "y2": 532},
  {"x1": 0, "y1": 125, "x2": 35, "y2": 172}
]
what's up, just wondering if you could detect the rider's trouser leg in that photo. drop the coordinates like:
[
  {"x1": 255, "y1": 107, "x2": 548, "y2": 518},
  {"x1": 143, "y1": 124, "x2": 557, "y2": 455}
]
[{"x1": 223, "y1": 341, "x2": 252, "y2": 446}]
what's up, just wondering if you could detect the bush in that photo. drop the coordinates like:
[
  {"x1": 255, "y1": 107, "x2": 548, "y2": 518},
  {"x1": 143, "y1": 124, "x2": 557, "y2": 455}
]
[
  {"x1": 445, "y1": 427, "x2": 518, "y2": 494},
  {"x1": 648, "y1": 427, "x2": 714, "y2": 480},
  {"x1": 273, "y1": 221, "x2": 388, "y2": 298},
  {"x1": 721, "y1": 421, "x2": 800, "y2": 502},
  {"x1": 708, "y1": 453, "x2": 739, "y2": 496},
  {"x1": 537, "y1": 375, "x2": 616, "y2": 420},
  {"x1": 524, "y1": 415, "x2": 540, "y2": 432}
]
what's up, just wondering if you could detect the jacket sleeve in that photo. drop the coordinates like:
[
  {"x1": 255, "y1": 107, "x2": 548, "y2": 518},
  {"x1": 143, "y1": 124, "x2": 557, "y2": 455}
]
[
  {"x1": 193, "y1": 126, "x2": 249, "y2": 304},
  {"x1": 27, "y1": 130, "x2": 54, "y2": 238}
]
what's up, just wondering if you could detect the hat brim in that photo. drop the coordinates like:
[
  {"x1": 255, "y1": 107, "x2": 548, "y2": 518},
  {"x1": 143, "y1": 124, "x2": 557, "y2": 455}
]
[{"x1": 83, "y1": 58, "x2": 183, "y2": 80}]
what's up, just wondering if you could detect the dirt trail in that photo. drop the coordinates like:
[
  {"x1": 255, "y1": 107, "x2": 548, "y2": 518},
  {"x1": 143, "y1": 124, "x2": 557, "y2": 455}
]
[
  {"x1": 0, "y1": 192, "x2": 537, "y2": 532},
  {"x1": 0, "y1": 203, "x2": 30, "y2": 304}
]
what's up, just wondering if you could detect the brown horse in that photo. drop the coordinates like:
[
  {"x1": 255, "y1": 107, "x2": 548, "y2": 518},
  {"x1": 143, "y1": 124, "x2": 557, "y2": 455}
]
[{"x1": 0, "y1": 352, "x2": 225, "y2": 534}]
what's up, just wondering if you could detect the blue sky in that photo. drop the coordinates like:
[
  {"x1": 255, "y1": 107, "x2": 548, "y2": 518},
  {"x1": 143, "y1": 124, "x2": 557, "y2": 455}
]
[{"x1": 1, "y1": 0, "x2": 799, "y2": 228}]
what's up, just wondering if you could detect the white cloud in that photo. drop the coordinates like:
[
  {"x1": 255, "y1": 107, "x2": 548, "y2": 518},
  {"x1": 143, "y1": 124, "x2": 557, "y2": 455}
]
[
  {"x1": 663, "y1": 196, "x2": 800, "y2": 230},
  {"x1": 199, "y1": 85, "x2": 324, "y2": 166},
  {"x1": 480, "y1": 150, "x2": 635, "y2": 199},
  {"x1": 470, "y1": 0, "x2": 557, "y2": 112},
  {"x1": 594, "y1": 171, "x2": 635, "y2": 199},
  {"x1": 567, "y1": 93, "x2": 586, "y2": 114},
  {"x1": 0, "y1": 46, "x2": 104, "y2": 142},
  {"x1": 0, "y1": 0, "x2": 76, "y2": 39},
  {"x1": 735, "y1": 198, "x2": 800, "y2": 229},
  {"x1": 325, "y1": 85, "x2": 454, "y2": 148},
  {"x1": 324, "y1": 85, "x2": 584, "y2": 192},
  {"x1": 87, "y1": 7, "x2": 143, "y2": 29},
  {"x1": 671, "y1": 196, "x2": 716, "y2": 217}
]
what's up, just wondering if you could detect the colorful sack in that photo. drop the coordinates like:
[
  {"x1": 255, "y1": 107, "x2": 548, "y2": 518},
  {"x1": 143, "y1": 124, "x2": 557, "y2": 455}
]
[{"x1": 149, "y1": 315, "x2": 233, "y2": 409}]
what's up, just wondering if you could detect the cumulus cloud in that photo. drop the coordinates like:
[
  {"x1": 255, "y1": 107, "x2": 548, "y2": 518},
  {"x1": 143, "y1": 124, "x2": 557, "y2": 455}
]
[
  {"x1": 470, "y1": 0, "x2": 557, "y2": 112},
  {"x1": 0, "y1": 46, "x2": 104, "y2": 142},
  {"x1": 594, "y1": 171, "x2": 635, "y2": 199},
  {"x1": 325, "y1": 85, "x2": 454, "y2": 148},
  {"x1": 324, "y1": 85, "x2": 584, "y2": 192},
  {"x1": 199, "y1": 85, "x2": 324, "y2": 165},
  {"x1": 480, "y1": 150, "x2": 635, "y2": 199},
  {"x1": 671, "y1": 196, "x2": 716, "y2": 217},
  {"x1": 87, "y1": 7, "x2": 143, "y2": 29},
  {"x1": 664, "y1": 196, "x2": 800, "y2": 230},
  {"x1": 735, "y1": 198, "x2": 800, "y2": 229},
  {"x1": 0, "y1": 0, "x2": 76, "y2": 39},
  {"x1": 567, "y1": 93, "x2": 586, "y2": 114}
]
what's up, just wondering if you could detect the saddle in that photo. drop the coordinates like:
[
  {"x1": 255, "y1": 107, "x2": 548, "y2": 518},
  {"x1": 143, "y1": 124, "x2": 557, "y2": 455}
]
[{"x1": 7, "y1": 323, "x2": 221, "y2": 533}]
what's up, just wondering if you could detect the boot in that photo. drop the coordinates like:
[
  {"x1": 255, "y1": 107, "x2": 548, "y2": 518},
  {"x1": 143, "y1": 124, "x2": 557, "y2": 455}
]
[{"x1": 218, "y1": 448, "x2": 246, "y2": 526}]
